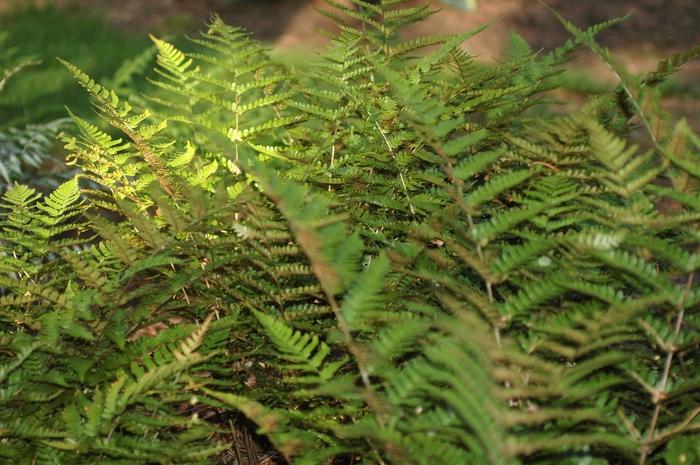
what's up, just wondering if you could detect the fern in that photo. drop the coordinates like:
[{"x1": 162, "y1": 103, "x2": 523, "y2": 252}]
[{"x1": 1, "y1": 3, "x2": 699, "y2": 465}]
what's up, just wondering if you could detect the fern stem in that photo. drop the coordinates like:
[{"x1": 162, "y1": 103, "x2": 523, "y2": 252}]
[
  {"x1": 312, "y1": 270, "x2": 400, "y2": 465},
  {"x1": 618, "y1": 408, "x2": 642, "y2": 442},
  {"x1": 639, "y1": 272, "x2": 694, "y2": 464},
  {"x1": 416, "y1": 124, "x2": 502, "y2": 337},
  {"x1": 260, "y1": 181, "x2": 389, "y2": 428},
  {"x1": 373, "y1": 119, "x2": 416, "y2": 216},
  {"x1": 543, "y1": 2, "x2": 662, "y2": 152},
  {"x1": 114, "y1": 118, "x2": 181, "y2": 199},
  {"x1": 328, "y1": 127, "x2": 338, "y2": 192},
  {"x1": 325, "y1": 290, "x2": 380, "y2": 412},
  {"x1": 0, "y1": 59, "x2": 41, "y2": 92},
  {"x1": 649, "y1": 406, "x2": 700, "y2": 447},
  {"x1": 604, "y1": 62, "x2": 660, "y2": 151}
]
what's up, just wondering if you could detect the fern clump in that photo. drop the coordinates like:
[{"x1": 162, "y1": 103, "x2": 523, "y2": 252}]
[{"x1": 1, "y1": 2, "x2": 699, "y2": 465}]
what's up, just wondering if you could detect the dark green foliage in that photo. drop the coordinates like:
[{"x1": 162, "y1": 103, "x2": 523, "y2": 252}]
[
  {"x1": 1, "y1": 2, "x2": 699, "y2": 465},
  {"x1": 0, "y1": 4, "x2": 150, "y2": 126},
  {"x1": 0, "y1": 16, "x2": 154, "y2": 191}
]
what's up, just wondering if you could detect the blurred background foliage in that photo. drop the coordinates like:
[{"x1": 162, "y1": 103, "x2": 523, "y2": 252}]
[
  {"x1": 0, "y1": 0, "x2": 698, "y2": 189},
  {"x1": 0, "y1": 4, "x2": 151, "y2": 126}
]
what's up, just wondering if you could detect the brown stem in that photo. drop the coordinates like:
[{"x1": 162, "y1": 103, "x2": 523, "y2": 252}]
[{"x1": 639, "y1": 272, "x2": 694, "y2": 465}]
